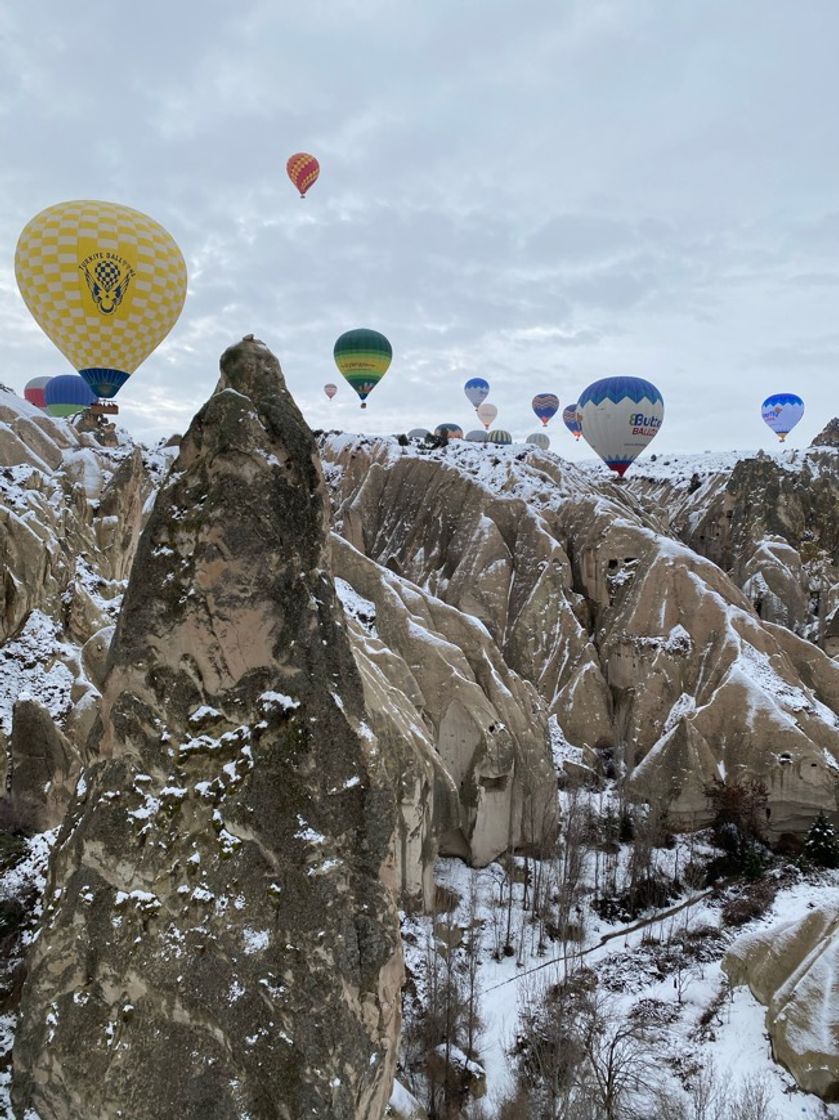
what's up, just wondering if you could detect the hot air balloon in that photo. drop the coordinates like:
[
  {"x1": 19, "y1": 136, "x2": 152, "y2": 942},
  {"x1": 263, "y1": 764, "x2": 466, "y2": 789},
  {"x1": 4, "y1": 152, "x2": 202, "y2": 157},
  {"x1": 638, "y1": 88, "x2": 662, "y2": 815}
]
[
  {"x1": 44, "y1": 374, "x2": 96, "y2": 418},
  {"x1": 562, "y1": 404, "x2": 582, "y2": 440},
  {"x1": 476, "y1": 402, "x2": 497, "y2": 430},
  {"x1": 23, "y1": 376, "x2": 51, "y2": 410},
  {"x1": 761, "y1": 393, "x2": 804, "y2": 442},
  {"x1": 487, "y1": 429, "x2": 512, "y2": 445},
  {"x1": 333, "y1": 328, "x2": 392, "y2": 408},
  {"x1": 577, "y1": 376, "x2": 663, "y2": 477},
  {"x1": 15, "y1": 201, "x2": 187, "y2": 411},
  {"x1": 532, "y1": 393, "x2": 559, "y2": 427},
  {"x1": 435, "y1": 423, "x2": 463, "y2": 440},
  {"x1": 527, "y1": 433, "x2": 550, "y2": 450},
  {"x1": 464, "y1": 377, "x2": 490, "y2": 408},
  {"x1": 287, "y1": 153, "x2": 320, "y2": 199},
  {"x1": 408, "y1": 428, "x2": 430, "y2": 440},
  {"x1": 466, "y1": 430, "x2": 488, "y2": 443},
  {"x1": 324, "y1": 383, "x2": 338, "y2": 400}
]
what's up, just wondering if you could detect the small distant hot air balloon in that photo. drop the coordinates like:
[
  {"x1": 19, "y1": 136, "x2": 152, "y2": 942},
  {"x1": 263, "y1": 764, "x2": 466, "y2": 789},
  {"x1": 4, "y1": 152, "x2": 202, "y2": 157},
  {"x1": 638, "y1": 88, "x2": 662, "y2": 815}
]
[
  {"x1": 476, "y1": 402, "x2": 497, "y2": 430},
  {"x1": 15, "y1": 200, "x2": 187, "y2": 409},
  {"x1": 44, "y1": 374, "x2": 96, "y2": 418},
  {"x1": 333, "y1": 328, "x2": 392, "y2": 408},
  {"x1": 408, "y1": 428, "x2": 430, "y2": 440},
  {"x1": 527, "y1": 433, "x2": 550, "y2": 450},
  {"x1": 23, "y1": 376, "x2": 51, "y2": 411},
  {"x1": 577, "y1": 376, "x2": 663, "y2": 477},
  {"x1": 464, "y1": 377, "x2": 490, "y2": 409},
  {"x1": 287, "y1": 153, "x2": 320, "y2": 199},
  {"x1": 488, "y1": 429, "x2": 512, "y2": 445},
  {"x1": 532, "y1": 393, "x2": 559, "y2": 427},
  {"x1": 562, "y1": 404, "x2": 582, "y2": 440},
  {"x1": 761, "y1": 393, "x2": 804, "y2": 442},
  {"x1": 324, "y1": 383, "x2": 338, "y2": 400},
  {"x1": 466, "y1": 430, "x2": 488, "y2": 443},
  {"x1": 435, "y1": 423, "x2": 463, "y2": 440}
]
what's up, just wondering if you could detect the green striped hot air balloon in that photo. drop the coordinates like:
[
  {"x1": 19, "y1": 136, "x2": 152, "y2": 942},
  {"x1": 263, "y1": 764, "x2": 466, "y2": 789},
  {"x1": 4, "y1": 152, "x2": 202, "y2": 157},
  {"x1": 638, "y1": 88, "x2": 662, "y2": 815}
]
[{"x1": 333, "y1": 328, "x2": 392, "y2": 408}]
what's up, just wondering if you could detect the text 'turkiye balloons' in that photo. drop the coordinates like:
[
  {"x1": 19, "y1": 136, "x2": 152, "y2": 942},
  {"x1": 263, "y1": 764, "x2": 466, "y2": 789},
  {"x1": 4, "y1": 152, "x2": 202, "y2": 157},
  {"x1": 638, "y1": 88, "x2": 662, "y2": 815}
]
[
  {"x1": 15, "y1": 200, "x2": 187, "y2": 401},
  {"x1": 761, "y1": 393, "x2": 804, "y2": 442},
  {"x1": 333, "y1": 328, "x2": 392, "y2": 408},
  {"x1": 287, "y1": 153, "x2": 320, "y2": 198},
  {"x1": 577, "y1": 376, "x2": 663, "y2": 477}
]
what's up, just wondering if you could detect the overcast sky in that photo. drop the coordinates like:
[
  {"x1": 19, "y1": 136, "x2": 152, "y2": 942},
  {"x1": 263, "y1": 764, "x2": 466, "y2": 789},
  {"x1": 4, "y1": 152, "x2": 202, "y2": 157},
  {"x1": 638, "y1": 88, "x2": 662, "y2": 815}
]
[{"x1": 1, "y1": 0, "x2": 837, "y2": 458}]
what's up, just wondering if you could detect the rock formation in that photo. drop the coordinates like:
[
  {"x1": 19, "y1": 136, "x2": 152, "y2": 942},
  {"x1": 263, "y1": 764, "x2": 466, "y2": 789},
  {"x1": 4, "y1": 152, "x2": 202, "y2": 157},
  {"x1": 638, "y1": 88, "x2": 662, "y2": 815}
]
[
  {"x1": 322, "y1": 436, "x2": 839, "y2": 833},
  {"x1": 724, "y1": 900, "x2": 839, "y2": 1100},
  {"x1": 11, "y1": 340, "x2": 402, "y2": 1120}
]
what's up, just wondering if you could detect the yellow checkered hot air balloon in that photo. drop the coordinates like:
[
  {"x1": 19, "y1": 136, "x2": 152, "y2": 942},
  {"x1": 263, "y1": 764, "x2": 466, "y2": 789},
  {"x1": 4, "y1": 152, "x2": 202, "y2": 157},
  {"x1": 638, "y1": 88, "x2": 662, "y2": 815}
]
[{"x1": 15, "y1": 200, "x2": 187, "y2": 407}]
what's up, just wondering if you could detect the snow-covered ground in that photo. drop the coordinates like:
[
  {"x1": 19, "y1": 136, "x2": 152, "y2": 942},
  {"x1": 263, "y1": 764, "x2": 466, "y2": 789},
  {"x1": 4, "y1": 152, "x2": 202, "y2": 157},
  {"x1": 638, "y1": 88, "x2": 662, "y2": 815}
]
[{"x1": 399, "y1": 801, "x2": 839, "y2": 1118}]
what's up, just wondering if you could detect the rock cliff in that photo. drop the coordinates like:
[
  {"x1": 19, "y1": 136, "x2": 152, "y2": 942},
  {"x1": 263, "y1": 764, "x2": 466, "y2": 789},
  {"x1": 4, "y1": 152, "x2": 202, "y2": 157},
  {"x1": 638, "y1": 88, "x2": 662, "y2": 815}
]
[
  {"x1": 724, "y1": 898, "x2": 839, "y2": 1100},
  {"x1": 11, "y1": 340, "x2": 402, "y2": 1120},
  {"x1": 322, "y1": 436, "x2": 839, "y2": 834}
]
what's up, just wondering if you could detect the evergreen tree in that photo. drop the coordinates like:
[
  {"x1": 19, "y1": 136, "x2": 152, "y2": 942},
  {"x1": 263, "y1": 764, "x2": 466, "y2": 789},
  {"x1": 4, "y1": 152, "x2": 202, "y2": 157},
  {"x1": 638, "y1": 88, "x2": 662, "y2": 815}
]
[{"x1": 803, "y1": 811, "x2": 839, "y2": 869}]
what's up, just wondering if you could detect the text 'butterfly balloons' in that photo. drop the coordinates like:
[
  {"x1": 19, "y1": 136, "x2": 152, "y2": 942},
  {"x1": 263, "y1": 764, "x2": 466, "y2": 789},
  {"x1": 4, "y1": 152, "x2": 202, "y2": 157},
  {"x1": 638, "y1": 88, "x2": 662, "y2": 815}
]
[
  {"x1": 761, "y1": 394, "x2": 804, "y2": 442},
  {"x1": 15, "y1": 200, "x2": 187, "y2": 404},
  {"x1": 577, "y1": 376, "x2": 664, "y2": 477}
]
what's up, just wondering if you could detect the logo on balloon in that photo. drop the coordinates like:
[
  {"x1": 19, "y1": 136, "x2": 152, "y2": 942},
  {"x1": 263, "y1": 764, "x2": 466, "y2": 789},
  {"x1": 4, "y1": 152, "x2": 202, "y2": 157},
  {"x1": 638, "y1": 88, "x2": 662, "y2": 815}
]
[
  {"x1": 629, "y1": 412, "x2": 662, "y2": 436},
  {"x1": 79, "y1": 251, "x2": 135, "y2": 316}
]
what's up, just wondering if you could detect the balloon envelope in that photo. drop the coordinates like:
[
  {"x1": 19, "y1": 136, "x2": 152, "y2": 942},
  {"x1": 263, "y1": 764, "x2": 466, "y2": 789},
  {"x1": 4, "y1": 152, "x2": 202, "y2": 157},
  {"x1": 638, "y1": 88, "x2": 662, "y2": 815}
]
[
  {"x1": 577, "y1": 376, "x2": 663, "y2": 477},
  {"x1": 333, "y1": 328, "x2": 392, "y2": 407},
  {"x1": 408, "y1": 428, "x2": 430, "y2": 440},
  {"x1": 286, "y1": 153, "x2": 320, "y2": 198},
  {"x1": 476, "y1": 402, "x2": 497, "y2": 430},
  {"x1": 465, "y1": 430, "x2": 488, "y2": 443},
  {"x1": 562, "y1": 404, "x2": 582, "y2": 440},
  {"x1": 324, "y1": 383, "x2": 338, "y2": 400},
  {"x1": 15, "y1": 200, "x2": 187, "y2": 400},
  {"x1": 532, "y1": 393, "x2": 559, "y2": 426},
  {"x1": 24, "y1": 376, "x2": 51, "y2": 410},
  {"x1": 464, "y1": 377, "x2": 490, "y2": 408},
  {"x1": 526, "y1": 433, "x2": 550, "y2": 450},
  {"x1": 44, "y1": 374, "x2": 96, "y2": 417},
  {"x1": 761, "y1": 393, "x2": 804, "y2": 442},
  {"x1": 435, "y1": 423, "x2": 463, "y2": 439},
  {"x1": 487, "y1": 429, "x2": 512, "y2": 445}
]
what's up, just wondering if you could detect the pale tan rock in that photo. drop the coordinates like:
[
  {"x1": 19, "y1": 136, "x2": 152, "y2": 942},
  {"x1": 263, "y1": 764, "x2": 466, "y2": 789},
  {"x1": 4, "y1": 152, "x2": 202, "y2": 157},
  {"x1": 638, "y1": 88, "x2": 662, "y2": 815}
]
[{"x1": 724, "y1": 901, "x2": 839, "y2": 1100}]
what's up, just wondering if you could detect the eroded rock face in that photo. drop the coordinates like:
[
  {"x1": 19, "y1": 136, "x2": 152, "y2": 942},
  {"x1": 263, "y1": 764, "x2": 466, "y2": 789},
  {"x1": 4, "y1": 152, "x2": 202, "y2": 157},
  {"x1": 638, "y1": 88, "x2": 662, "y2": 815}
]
[
  {"x1": 12, "y1": 340, "x2": 401, "y2": 1120},
  {"x1": 332, "y1": 534, "x2": 557, "y2": 905},
  {"x1": 724, "y1": 899, "x2": 839, "y2": 1100},
  {"x1": 322, "y1": 437, "x2": 839, "y2": 834}
]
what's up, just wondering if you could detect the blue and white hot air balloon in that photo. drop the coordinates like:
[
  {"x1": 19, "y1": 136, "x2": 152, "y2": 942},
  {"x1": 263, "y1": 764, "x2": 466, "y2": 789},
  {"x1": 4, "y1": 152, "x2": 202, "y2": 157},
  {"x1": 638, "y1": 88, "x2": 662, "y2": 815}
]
[
  {"x1": 761, "y1": 393, "x2": 804, "y2": 443},
  {"x1": 577, "y1": 376, "x2": 664, "y2": 477},
  {"x1": 464, "y1": 378, "x2": 490, "y2": 409}
]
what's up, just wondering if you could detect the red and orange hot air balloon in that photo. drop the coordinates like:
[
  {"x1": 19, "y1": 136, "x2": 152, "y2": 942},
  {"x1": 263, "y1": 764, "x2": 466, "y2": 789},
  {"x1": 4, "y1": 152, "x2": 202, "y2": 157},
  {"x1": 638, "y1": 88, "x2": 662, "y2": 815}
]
[{"x1": 286, "y1": 153, "x2": 320, "y2": 199}]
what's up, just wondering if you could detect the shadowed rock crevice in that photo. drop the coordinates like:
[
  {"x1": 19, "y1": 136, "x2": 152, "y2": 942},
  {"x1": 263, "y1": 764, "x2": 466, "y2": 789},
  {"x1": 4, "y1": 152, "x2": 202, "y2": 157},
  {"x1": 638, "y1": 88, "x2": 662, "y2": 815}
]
[{"x1": 12, "y1": 338, "x2": 402, "y2": 1120}]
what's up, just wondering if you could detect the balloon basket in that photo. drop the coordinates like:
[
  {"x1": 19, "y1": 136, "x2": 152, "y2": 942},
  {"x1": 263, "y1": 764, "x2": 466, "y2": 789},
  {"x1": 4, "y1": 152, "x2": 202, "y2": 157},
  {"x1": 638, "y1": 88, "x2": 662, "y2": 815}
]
[
  {"x1": 360, "y1": 402, "x2": 367, "y2": 409},
  {"x1": 90, "y1": 402, "x2": 119, "y2": 416}
]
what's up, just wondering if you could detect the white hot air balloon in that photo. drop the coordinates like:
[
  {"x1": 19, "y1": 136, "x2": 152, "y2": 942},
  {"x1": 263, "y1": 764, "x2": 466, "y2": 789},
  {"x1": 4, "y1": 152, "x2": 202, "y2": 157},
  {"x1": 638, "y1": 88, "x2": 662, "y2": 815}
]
[
  {"x1": 476, "y1": 402, "x2": 497, "y2": 430},
  {"x1": 526, "y1": 433, "x2": 550, "y2": 450},
  {"x1": 577, "y1": 376, "x2": 663, "y2": 477}
]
